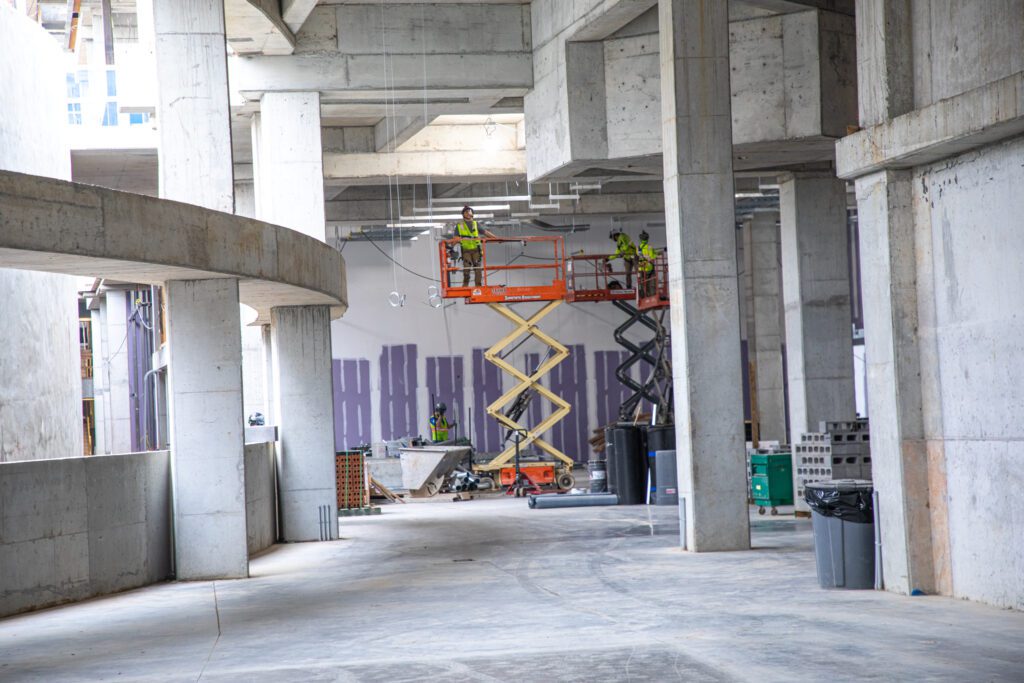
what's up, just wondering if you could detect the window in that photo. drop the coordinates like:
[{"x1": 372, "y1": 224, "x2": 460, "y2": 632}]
[
  {"x1": 102, "y1": 101, "x2": 118, "y2": 126},
  {"x1": 67, "y1": 103, "x2": 82, "y2": 125},
  {"x1": 129, "y1": 112, "x2": 150, "y2": 125},
  {"x1": 66, "y1": 73, "x2": 79, "y2": 98},
  {"x1": 106, "y1": 71, "x2": 117, "y2": 97}
]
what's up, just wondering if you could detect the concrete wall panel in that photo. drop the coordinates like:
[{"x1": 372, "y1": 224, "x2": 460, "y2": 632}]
[
  {"x1": 0, "y1": 452, "x2": 172, "y2": 618},
  {"x1": 912, "y1": 136, "x2": 1024, "y2": 608},
  {"x1": 244, "y1": 442, "x2": 277, "y2": 555}
]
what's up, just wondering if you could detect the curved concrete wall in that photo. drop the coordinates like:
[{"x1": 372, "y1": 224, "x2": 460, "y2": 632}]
[{"x1": 0, "y1": 7, "x2": 84, "y2": 462}]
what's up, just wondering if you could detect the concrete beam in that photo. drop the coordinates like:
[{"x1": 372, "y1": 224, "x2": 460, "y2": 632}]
[
  {"x1": 323, "y1": 150, "x2": 526, "y2": 185},
  {"x1": 229, "y1": 3, "x2": 532, "y2": 101},
  {"x1": 224, "y1": 0, "x2": 295, "y2": 56},
  {"x1": 0, "y1": 171, "x2": 348, "y2": 323},
  {"x1": 281, "y1": 0, "x2": 318, "y2": 34},
  {"x1": 836, "y1": 71, "x2": 1024, "y2": 180},
  {"x1": 374, "y1": 116, "x2": 430, "y2": 152}
]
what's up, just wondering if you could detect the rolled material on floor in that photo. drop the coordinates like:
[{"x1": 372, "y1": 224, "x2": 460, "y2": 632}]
[{"x1": 528, "y1": 492, "x2": 619, "y2": 509}]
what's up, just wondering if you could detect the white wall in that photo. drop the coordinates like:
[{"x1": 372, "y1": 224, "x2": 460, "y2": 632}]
[
  {"x1": 0, "y1": 451, "x2": 172, "y2": 618},
  {"x1": 913, "y1": 135, "x2": 1024, "y2": 609},
  {"x1": 0, "y1": 7, "x2": 85, "y2": 462},
  {"x1": 331, "y1": 227, "x2": 656, "y2": 460}
]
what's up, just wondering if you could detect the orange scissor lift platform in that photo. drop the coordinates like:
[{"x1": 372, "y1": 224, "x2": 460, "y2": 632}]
[
  {"x1": 438, "y1": 236, "x2": 671, "y2": 488},
  {"x1": 440, "y1": 236, "x2": 571, "y2": 487}
]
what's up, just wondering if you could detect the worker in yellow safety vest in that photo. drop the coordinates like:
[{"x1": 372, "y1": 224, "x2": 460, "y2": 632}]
[
  {"x1": 429, "y1": 402, "x2": 452, "y2": 443},
  {"x1": 637, "y1": 230, "x2": 658, "y2": 296},
  {"x1": 455, "y1": 206, "x2": 496, "y2": 287},
  {"x1": 606, "y1": 227, "x2": 637, "y2": 289}
]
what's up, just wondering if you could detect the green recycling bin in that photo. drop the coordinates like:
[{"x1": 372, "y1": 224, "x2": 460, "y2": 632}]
[{"x1": 749, "y1": 452, "x2": 793, "y2": 515}]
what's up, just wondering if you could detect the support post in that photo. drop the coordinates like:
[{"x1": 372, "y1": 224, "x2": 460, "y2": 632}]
[
  {"x1": 780, "y1": 172, "x2": 856, "y2": 441},
  {"x1": 659, "y1": 0, "x2": 749, "y2": 551},
  {"x1": 252, "y1": 91, "x2": 338, "y2": 541}
]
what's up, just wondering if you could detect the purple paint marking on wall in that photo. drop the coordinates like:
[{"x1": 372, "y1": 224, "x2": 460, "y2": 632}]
[
  {"x1": 549, "y1": 345, "x2": 588, "y2": 462},
  {"x1": 472, "y1": 348, "x2": 503, "y2": 453},
  {"x1": 379, "y1": 344, "x2": 418, "y2": 440},
  {"x1": 594, "y1": 350, "x2": 631, "y2": 427},
  {"x1": 426, "y1": 355, "x2": 465, "y2": 437},
  {"x1": 333, "y1": 358, "x2": 372, "y2": 450}
]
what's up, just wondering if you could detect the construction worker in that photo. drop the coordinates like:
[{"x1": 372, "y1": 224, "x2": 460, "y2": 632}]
[
  {"x1": 637, "y1": 230, "x2": 658, "y2": 296},
  {"x1": 429, "y1": 402, "x2": 452, "y2": 443},
  {"x1": 606, "y1": 227, "x2": 637, "y2": 289},
  {"x1": 455, "y1": 206, "x2": 495, "y2": 287}
]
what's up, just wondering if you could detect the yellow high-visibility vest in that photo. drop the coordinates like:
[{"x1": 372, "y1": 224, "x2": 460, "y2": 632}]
[
  {"x1": 639, "y1": 241, "x2": 657, "y2": 272},
  {"x1": 430, "y1": 414, "x2": 450, "y2": 442},
  {"x1": 612, "y1": 233, "x2": 636, "y2": 260},
  {"x1": 457, "y1": 220, "x2": 481, "y2": 250}
]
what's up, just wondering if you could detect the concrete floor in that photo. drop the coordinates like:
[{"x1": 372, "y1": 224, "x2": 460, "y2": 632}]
[{"x1": 1, "y1": 497, "x2": 1022, "y2": 682}]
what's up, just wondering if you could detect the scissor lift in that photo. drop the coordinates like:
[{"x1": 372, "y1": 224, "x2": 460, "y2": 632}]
[
  {"x1": 565, "y1": 252, "x2": 673, "y2": 424},
  {"x1": 439, "y1": 236, "x2": 576, "y2": 488}
]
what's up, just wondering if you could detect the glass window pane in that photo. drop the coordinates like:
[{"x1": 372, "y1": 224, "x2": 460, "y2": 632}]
[
  {"x1": 102, "y1": 102, "x2": 118, "y2": 126},
  {"x1": 106, "y1": 71, "x2": 117, "y2": 97}
]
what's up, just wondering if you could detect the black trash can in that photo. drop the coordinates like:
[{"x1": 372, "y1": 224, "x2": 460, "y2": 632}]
[
  {"x1": 805, "y1": 480, "x2": 875, "y2": 589},
  {"x1": 611, "y1": 425, "x2": 646, "y2": 505}
]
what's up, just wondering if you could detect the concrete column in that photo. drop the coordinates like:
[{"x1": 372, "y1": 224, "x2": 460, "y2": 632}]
[
  {"x1": 659, "y1": 0, "x2": 749, "y2": 552},
  {"x1": 90, "y1": 307, "x2": 108, "y2": 456},
  {"x1": 749, "y1": 211, "x2": 787, "y2": 443},
  {"x1": 261, "y1": 324, "x2": 275, "y2": 424},
  {"x1": 780, "y1": 172, "x2": 856, "y2": 440},
  {"x1": 104, "y1": 290, "x2": 132, "y2": 454},
  {"x1": 152, "y1": 0, "x2": 247, "y2": 576},
  {"x1": 252, "y1": 92, "x2": 326, "y2": 238},
  {"x1": 253, "y1": 91, "x2": 337, "y2": 541},
  {"x1": 855, "y1": 0, "x2": 913, "y2": 127},
  {"x1": 152, "y1": 0, "x2": 233, "y2": 212},
  {"x1": 271, "y1": 307, "x2": 337, "y2": 541},
  {"x1": 855, "y1": 170, "x2": 936, "y2": 595},
  {"x1": 165, "y1": 279, "x2": 247, "y2": 579}
]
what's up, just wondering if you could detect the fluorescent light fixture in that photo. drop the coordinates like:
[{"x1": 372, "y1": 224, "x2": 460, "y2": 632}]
[
  {"x1": 735, "y1": 191, "x2": 765, "y2": 198},
  {"x1": 549, "y1": 194, "x2": 579, "y2": 201},
  {"x1": 510, "y1": 212, "x2": 541, "y2": 218},
  {"x1": 384, "y1": 221, "x2": 445, "y2": 229},
  {"x1": 413, "y1": 204, "x2": 510, "y2": 213},
  {"x1": 528, "y1": 203, "x2": 560, "y2": 210},
  {"x1": 429, "y1": 195, "x2": 531, "y2": 203},
  {"x1": 419, "y1": 230, "x2": 431, "y2": 235},
  {"x1": 410, "y1": 237, "x2": 419, "y2": 241},
  {"x1": 398, "y1": 213, "x2": 494, "y2": 221}
]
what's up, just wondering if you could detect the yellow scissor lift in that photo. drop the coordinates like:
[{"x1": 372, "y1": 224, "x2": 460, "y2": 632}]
[{"x1": 438, "y1": 235, "x2": 576, "y2": 491}]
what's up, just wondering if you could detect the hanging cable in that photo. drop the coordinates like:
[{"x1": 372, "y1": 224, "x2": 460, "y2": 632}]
[{"x1": 363, "y1": 234, "x2": 440, "y2": 282}]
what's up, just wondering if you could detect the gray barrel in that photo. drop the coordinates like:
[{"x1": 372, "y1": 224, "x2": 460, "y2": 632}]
[
  {"x1": 604, "y1": 427, "x2": 619, "y2": 496},
  {"x1": 528, "y1": 492, "x2": 619, "y2": 509},
  {"x1": 654, "y1": 449, "x2": 678, "y2": 506},
  {"x1": 806, "y1": 480, "x2": 875, "y2": 589},
  {"x1": 611, "y1": 425, "x2": 645, "y2": 505},
  {"x1": 588, "y1": 460, "x2": 608, "y2": 493},
  {"x1": 646, "y1": 425, "x2": 675, "y2": 504}
]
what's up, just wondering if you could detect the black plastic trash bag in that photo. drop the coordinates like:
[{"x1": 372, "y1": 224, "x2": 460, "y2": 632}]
[{"x1": 804, "y1": 480, "x2": 874, "y2": 523}]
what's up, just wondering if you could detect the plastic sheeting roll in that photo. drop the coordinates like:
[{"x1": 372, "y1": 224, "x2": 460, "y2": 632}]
[
  {"x1": 588, "y1": 460, "x2": 608, "y2": 493},
  {"x1": 528, "y1": 492, "x2": 619, "y2": 509}
]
